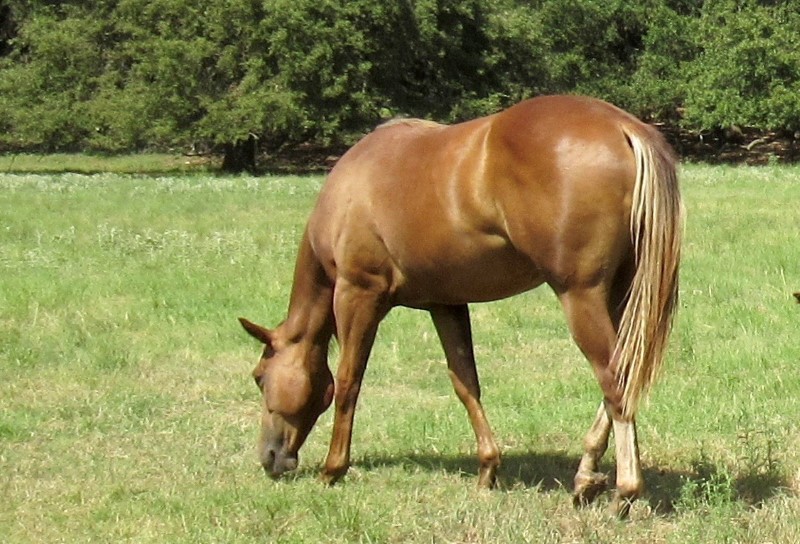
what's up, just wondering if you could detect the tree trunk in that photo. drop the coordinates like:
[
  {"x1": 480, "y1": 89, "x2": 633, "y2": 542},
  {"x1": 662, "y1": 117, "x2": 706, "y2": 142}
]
[
  {"x1": 221, "y1": 135, "x2": 258, "y2": 174},
  {"x1": 0, "y1": 4, "x2": 15, "y2": 57}
]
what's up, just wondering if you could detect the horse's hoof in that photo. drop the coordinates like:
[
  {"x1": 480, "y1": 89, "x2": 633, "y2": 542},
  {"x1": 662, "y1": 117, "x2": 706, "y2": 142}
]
[
  {"x1": 609, "y1": 494, "x2": 636, "y2": 519},
  {"x1": 476, "y1": 466, "x2": 498, "y2": 489},
  {"x1": 320, "y1": 473, "x2": 339, "y2": 486},
  {"x1": 573, "y1": 471, "x2": 608, "y2": 508},
  {"x1": 319, "y1": 467, "x2": 347, "y2": 486}
]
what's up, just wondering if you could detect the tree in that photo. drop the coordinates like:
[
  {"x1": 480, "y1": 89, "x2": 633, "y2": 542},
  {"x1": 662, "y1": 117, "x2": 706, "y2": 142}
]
[
  {"x1": 0, "y1": 8, "x2": 106, "y2": 151},
  {"x1": 2, "y1": 0, "x2": 799, "y2": 164},
  {"x1": 629, "y1": 4, "x2": 701, "y2": 122},
  {"x1": 682, "y1": 0, "x2": 800, "y2": 132},
  {"x1": 1, "y1": 2, "x2": 14, "y2": 58}
]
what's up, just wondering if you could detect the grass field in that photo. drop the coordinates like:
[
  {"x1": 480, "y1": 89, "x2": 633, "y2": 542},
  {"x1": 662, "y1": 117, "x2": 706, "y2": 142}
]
[
  {"x1": 1, "y1": 164, "x2": 799, "y2": 543},
  {"x1": 0, "y1": 153, "x2": 217, "y2": 175}
]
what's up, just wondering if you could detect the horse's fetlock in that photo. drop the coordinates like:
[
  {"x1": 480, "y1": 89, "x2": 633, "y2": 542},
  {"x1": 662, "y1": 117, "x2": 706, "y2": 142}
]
[
  {"x1": 321, "y1": 463, "x2": 349, "y2": 486},
  {"x1": 477, "y1": 444, "x2": 500, "y2": 465},
  {"x1": 573, "y1": 470, "x2": 608, "y2": 508},
  {"x1": 616, "y1": 479, "x2": 644, "y2": 501}
]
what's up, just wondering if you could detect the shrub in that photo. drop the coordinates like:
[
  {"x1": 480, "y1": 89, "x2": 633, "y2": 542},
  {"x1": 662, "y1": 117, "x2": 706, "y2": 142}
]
[{"x1": 682, "y1": 0, "x2": 800, "y2": 131}]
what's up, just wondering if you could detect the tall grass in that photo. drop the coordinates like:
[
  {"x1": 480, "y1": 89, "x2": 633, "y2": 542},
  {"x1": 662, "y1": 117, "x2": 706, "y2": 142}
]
[{"x1": 1, "y1": 165, "x2": 799, "y2": 542}]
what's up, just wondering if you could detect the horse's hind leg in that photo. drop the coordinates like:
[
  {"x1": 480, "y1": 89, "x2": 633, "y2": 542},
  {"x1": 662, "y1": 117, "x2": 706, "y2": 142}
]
[
  {"x1": 573, "y1": 401, "x2": 612, "y2": 507},
  {"x1": 558, "y1": 287, "x2": 644, "y2": 518},
  {"x1": 609, "y1": 416, "x2": 642, "y2": 518},
  {"x1": 430, "y1": 304, "x2": 500, "y2": 488}
]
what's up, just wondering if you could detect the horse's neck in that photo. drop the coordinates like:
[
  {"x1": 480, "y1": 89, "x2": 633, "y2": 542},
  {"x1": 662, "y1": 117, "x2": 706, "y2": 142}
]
[{"x1": 283, "y1": 232, "x2": 334, "y2": 346}]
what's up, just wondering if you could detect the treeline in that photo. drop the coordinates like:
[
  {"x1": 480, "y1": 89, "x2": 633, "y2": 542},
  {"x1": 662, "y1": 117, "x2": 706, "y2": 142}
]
[{"x1": 1, "y1": 0, "x2": 799, "y2": 171}]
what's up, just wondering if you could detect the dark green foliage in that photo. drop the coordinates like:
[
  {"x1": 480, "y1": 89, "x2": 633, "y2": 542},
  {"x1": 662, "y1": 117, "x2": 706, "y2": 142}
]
[
  {"x1": 682, "y1": 0, "x2": 800, "y2": 131},
  {"x1": 628, "y1": 5, "x2": 700, "y2": 122},
  {"x1": 1, "y1": 0, "x2": 798, "y2": 161}
]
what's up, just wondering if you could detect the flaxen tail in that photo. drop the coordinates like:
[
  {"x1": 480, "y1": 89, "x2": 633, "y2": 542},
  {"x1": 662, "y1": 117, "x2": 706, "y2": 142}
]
[{"x1": 615, "y1": 126, "x2": 684, "y2": 418}]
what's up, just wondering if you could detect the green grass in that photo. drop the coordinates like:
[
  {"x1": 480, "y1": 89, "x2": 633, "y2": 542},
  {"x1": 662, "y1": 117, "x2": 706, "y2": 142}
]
[
  {"x1": 0, "y1": 153, "x2": 217, "y2": 174},
  {"x1": 1, "y1": 165, "x2": 799, "y2": 542}
]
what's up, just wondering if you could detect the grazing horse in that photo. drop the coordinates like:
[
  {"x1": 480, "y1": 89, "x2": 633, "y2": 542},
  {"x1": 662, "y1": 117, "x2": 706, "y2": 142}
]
[{"x1": 239, "y1": 95, "x2": 683, "y2": 517}]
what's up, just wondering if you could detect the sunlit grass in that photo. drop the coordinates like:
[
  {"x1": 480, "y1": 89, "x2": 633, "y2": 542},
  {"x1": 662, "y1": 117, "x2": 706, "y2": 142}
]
[
  {"x1": 0, "y1": 153, "x2": 218, "y2": 175},
  {"x1": 1, "y1": 164, "x2": 799, "y2": 542}
]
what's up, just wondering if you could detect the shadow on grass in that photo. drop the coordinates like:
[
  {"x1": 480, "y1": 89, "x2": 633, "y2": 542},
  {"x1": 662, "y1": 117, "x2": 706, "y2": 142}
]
[{"x1": 351, "y1": 449, "x2": 790, "y2": 517}]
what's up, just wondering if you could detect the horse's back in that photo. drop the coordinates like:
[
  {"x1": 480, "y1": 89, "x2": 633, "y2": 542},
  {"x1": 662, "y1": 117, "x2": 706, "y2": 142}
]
[{"x1": 308, "y1": 95, "x2": 672, "y2": 305}]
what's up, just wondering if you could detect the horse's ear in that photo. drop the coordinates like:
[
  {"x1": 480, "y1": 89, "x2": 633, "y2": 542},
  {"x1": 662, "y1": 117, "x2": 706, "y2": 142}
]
[{"x1": 238, "y1": 317, "x2": 274, "y2": 346}]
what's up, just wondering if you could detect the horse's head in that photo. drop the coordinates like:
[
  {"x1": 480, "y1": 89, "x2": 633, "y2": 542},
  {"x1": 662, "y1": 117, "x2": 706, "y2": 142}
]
[{"x1": 238, "y1": 317, "x2": 334, "y2": 477}]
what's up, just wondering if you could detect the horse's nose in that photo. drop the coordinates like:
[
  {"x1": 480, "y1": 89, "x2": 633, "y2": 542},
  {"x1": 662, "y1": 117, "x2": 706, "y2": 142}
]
[
  {"x1": 261, "y1": 448, "x2": 279, "y2": 477},
  {"x1": 261, "y1": 449, "x2": 273, "y2": 468},
  {"x1": 281, "y1": 455, "x2": 298, "y2": 472},
  {"x1": 261, "y1": 448, "x2": 298, "y2": 477}
]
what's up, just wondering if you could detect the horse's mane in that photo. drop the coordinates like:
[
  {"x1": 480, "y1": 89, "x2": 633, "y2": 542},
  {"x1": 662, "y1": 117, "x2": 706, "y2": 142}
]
[{"x1": 377, "y1": 118, "x2": 444, "y2": 131}]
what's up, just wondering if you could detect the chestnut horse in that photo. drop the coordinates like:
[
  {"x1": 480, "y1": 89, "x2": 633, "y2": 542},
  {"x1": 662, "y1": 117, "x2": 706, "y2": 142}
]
[{"x1": 239, "y1": 95, "x2": 683, "y2": 517}]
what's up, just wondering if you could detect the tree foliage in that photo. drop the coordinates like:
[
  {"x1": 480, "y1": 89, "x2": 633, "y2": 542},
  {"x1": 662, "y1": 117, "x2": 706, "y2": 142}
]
[
  {"x1": 0, "y1": 0, "x2": 798, "y2": 167},
  {"x1": 682, "y1": 0, "x2": 800, "y2": 131}
]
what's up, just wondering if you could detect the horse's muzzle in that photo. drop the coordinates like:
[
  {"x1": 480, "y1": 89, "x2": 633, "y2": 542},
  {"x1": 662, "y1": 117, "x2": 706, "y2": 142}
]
[{"x1": 261, "y1": 448, "x2": 299, "y2": 478}]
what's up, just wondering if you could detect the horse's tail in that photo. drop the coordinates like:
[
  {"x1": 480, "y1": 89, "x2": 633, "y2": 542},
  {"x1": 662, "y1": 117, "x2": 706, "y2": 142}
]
[{"x1": 614, "y1": 125, "x2": 684, "y2": 418}]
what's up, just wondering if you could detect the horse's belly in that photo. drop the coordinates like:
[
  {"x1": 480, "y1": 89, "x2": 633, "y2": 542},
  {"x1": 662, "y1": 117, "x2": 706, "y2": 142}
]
[{"x1": 391, "y1": 240, "x2": 545, "y2": 307}]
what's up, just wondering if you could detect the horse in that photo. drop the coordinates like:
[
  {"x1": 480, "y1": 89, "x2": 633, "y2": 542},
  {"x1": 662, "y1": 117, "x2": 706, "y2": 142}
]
[{"x1": 239, "y1": 95, "x2": 683, "y2": 517}]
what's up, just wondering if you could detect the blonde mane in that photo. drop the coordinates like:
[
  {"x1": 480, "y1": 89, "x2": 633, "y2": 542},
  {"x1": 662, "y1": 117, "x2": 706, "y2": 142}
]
[{"x1": 377, "y1": 117, "x2": 444, "y2": 130}]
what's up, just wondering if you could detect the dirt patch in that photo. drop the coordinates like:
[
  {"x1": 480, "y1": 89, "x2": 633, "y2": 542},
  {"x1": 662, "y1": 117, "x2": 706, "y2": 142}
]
[
  {"x1": 260, "y1": 142, "x2": 347, "y2": 175},
  {"x1": 660, "y1": 125, "x2": 800, "y2": 166}
]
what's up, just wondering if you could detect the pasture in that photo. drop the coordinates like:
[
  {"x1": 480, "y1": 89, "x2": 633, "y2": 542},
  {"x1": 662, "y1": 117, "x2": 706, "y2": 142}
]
[{"x1": 1, "y1": 165, "x2": 799, "y2": 543}]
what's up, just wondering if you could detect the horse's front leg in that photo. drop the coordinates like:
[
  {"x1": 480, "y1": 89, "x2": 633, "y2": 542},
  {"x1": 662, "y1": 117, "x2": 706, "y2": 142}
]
[
  {"x1": 321, "y1": 281, "x2": 387, "y2": 485},
  {"x1": 430, "y1": 304, "x2": 500, "y2": 488}
]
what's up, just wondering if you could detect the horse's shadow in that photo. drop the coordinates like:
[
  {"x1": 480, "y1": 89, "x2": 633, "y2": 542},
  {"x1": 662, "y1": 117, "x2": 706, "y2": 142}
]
[{"x1": 347, "y1": 449, "x2": 789, "y2": 516}]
